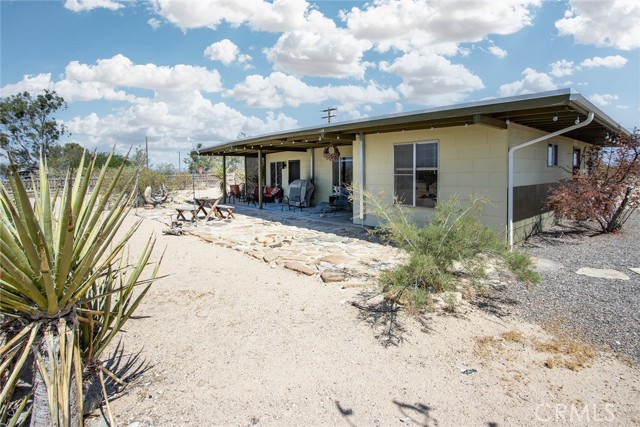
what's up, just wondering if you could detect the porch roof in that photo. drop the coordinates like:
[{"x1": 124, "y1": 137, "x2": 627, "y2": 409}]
[{"x1": 200, "y1": 89, "x2": 627, "y2": 157}]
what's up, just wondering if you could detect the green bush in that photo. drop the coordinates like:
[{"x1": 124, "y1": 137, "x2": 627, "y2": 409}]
[{"x1": 366, "y1": 192, "x2": 539, "y2": 311}]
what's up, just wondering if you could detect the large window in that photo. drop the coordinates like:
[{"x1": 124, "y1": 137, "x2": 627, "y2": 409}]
[
  {"x1": 270, "y1": 161, "x2": 283, "y2": 186},
  {"x1": 332, "y1": 156, "x2": 353, "y2": 188},
  {"x1": 394, "y1": 141, "x2": 438, "y2": 208}
]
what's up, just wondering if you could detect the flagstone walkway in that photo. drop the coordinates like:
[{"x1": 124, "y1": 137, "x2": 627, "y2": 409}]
[{"x1": 133, "y1": 202, "x2": 406, "y2": 287}]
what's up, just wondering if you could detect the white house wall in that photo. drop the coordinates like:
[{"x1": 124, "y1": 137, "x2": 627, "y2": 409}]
[{"x1": 353, "y1": 125, "x2": 509, "y2": 234}]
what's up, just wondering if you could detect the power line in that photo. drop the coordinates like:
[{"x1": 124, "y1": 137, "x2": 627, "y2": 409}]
[{"x1": 322, "y1": 107, "x2": 337, "y2": 124}]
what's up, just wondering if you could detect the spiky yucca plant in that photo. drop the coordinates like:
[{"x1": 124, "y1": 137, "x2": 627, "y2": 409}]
[{"x1": 0, "y1": 152, "x2": 162, "y2": 426}]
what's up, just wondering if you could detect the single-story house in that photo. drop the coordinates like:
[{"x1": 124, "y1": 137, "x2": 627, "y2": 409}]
[{"x1": 200, "y1": 89, "x2": 626, "y2": 245}]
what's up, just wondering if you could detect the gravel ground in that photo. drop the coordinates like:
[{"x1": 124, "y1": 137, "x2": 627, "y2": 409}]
[{"x1": 502, "y1": 212, "x2": 640, "y2": 363}]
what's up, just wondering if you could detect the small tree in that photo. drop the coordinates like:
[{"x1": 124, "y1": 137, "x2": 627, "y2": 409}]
[
  {"x1": 365, "y1": 191, "x2": 539, "y2": 311},
  {"x1": 0, "y1": 90, "x2": 68, "y2": 170},
  {"x1": 547, "y1": 129, "x2": 640, "y2": 233}
]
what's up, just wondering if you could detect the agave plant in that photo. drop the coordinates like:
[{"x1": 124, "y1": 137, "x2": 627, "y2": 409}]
[{"x1": 0, "y1": 152, "x2": 163, "y2": 426}]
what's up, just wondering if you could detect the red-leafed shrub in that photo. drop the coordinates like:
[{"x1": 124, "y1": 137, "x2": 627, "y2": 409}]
[{"x1": 547, "y1": 129, "x2": 640, "y2": 233}]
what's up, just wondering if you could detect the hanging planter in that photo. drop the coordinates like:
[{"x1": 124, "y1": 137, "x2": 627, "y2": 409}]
[{"x1": 323, "y1": 143, "x2": 340, "y2": 161}]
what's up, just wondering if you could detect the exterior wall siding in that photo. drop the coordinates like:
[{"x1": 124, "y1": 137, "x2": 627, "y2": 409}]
[
  {"x1": 263, "y1": 151, "x2": 311, "y2": 196},
  {"x1": 353, "y1": 125, "x2": 509, "y2": 234},
  {"x1": 509, "y1": 123, "x2": 589, "y2": 241}
]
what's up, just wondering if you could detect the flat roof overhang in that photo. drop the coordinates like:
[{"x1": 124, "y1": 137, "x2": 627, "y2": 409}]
[{"x1": 200, "y1": 89, "x2": 627, "y2": 157}]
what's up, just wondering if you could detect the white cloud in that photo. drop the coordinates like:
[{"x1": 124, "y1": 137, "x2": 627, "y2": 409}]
[
  {"x1": 149, "y1": 0, "x2": 310, "y2": 31},
  {"x1": 204, "y1": 39, "x2": 252, "y2": 66},
  {"x1": 342, "y1": 0, "x2": 540, "y2": 54},
  {"x1": 226, "y1": 72, "x2": 397, "y2": 108},
  {"x1": 488, "y1": 45, "x2": 508, "y2": 59},
  {"x1": 581, "y1": 55, "x2": 628, "y2": 69},
  {"x1": 498, "y1": 68, "x2": 557, "y2": 97},
  {"x1": 0, "y1": 55, "x2": 291, "y2": 167},
  {"x1": 64, "y1": 0, "x2": 124, "y2": 12},
  {"x1": 226, "y1": 72, "x2": 324, "y2": 108},
  {"x1": 380, "y1": 52, "x2": 484, "y2": 105},
  {"x1": 147, "y1": 18, "x2": 162, "y2": 29},
  {"x1": 265, "y1": 10, "x2": 373, "y2": 79},
  {"x1": 549, "y1": 59, "x2": 575, "y2": 77},
  {"x1": 63, "y1": 54, "x2": 223, "y2": 93},
  {"x1": 556, "y1": 0, "x2": 640, "y2": 50},
  {"x1": 64, "y1": 90, "x2": 299, "y2": 166},
  {"x1": 589, "y1": 93, "x2": 619, "y2": 107}
]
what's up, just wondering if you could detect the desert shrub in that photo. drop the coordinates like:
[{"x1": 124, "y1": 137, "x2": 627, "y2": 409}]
[
  {"x1": 366, "y1": 192, "x2": 539, "y2": 310},
  {"x1": 547, "y1": 129, "x2": 639, "y2": 233}
]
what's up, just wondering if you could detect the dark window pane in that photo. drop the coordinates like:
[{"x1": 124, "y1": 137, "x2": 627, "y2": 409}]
[
  {"x1": 415, "y1": 170, "x2": 437, "y2": 207},
  {"x1": 288, "y1": 160, "x2": 300, "y2": 183},
  {"x1": 394, "y1": 174, "x2": 413, "y2": 205},
  {"x1": 416, "y1": 143, "x2": 437, "y2": 169},
  {"x1": 394, "y1": 144, "x2": 413, "y2": 173}
]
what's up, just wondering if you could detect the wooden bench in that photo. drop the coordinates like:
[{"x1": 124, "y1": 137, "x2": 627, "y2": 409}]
[
  {"x1": 204, "y1": 201, "x2": 236, "y2": 221},
  {"x1": 175, "y1": 205, "x2": 198, "y2": 221}
]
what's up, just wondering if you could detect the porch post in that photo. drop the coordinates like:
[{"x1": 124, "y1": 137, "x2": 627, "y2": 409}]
[
  {"x1": 309, "y1": 147, "x2": 315, "y2": 182},
  {"x1": 359, "y1": 132, "x2": 366, "y2": 221},
  {"x1": 258, "y1": 149, "x2": 263, "y2": 209},
  {"x1": 222, "y1": 155, "x2": 227, "y2": 202}
]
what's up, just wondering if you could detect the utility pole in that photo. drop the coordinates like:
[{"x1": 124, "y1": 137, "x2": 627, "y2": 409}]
[{"x1": 322, "y1": 107, "x2": 337, "y2": 124}]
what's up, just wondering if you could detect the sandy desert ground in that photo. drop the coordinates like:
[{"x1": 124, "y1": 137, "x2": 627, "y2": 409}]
[{"x1": 92, "y1": 206, "x2": 640, "y2": 427}]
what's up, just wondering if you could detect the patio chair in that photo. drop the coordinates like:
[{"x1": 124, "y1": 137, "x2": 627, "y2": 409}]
[{"x1": 229, "y1": 184, "x2": 242, "y2": 203}]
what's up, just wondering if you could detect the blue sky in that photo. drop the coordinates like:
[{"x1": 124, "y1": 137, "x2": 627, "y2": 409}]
[{"x1": 1, "y1": 0, "x2": 638, "y2": 168}]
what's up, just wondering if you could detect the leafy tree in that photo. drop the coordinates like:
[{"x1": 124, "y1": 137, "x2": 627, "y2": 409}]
[
  {"x1": 155, "y1": 163, "x2": 176, "y2": 175},
  {"x1": 183, "y1": 143, "x2": 212, "y2": 174},
  {"x1": 0, "y1": 152, "x2": 162, "y2": 426},
  {"x1": 0, "y1": 90, "x2": 68, "y2": 170},
  {"x1": 547, "y1": 129, "x2": 640, "y2": 233},
  {"x1": 47, "y1": 142, "x2": 86, "y2": 174}
]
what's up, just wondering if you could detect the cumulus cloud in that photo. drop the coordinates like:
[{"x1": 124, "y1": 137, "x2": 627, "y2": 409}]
[
  {"x1": 498, "y1": 68, "x2": 557, "y2": 97},
  {"x1": 488, "y1": 45, "x2": 508, "y2": 59},
  {"x1": 589, "y1": 93, "x2": 619, "y2": 107},
  {"x1": 226, "y1": 72, "x2": 397, "y2": 108},
  {"x1": 63, "y1": 54, "x2": 223, "y2": 93},
  {"x1": 342, "y1": 0, "x2": 540, "y2": 54},
  {"x1": 0, "y1": 55, "x2": 296, "y2": 167},
  {"x1": 556, "y1": 0, "x2": 640, "y2": 50},
  {"x1": 549, "y1": 59, "x2": 575, "y2": 77},
  {"x1": 149, "y1": 0, "x2": 310, "y2": 31},
  {"x1": 204, "y1": 39, "x2": 252, "y2": 66},
  {"x1": 265, "y1": 10, "x2": 373, "y2": 79},
  {"x1": 581, "y1": 55, "x2": 628, "y2": 69},
  {"x1": 64, "y1": 0, "x2": 124, "y2": 12},
  {"x1": 380, "y1": 52, "x2": 484, "y2": 105}
]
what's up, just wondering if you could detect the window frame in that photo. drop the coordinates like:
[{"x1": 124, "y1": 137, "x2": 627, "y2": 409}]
[
  {"x1": 547, "y1": 143, "x2": 559, "y2": 167},
  {"x1": 393, "y1": 140, "x2": 439, "y2": 208}
]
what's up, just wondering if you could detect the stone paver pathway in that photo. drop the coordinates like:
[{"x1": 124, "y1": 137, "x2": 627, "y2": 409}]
[{"x1": 134, "y1": 202, "x2": 405, "y2": 287}]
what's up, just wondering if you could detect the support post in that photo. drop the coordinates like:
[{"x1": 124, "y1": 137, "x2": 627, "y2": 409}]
[
  {"x1": 222, "y1": 155, "x2": 227, "y2": 202},
  {"x1": 258, "y1": 149, "x2": 263, "y2": 209}
]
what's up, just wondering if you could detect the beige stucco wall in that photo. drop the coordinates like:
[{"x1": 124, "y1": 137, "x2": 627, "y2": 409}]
[
  {"x1": 264, "y1": 145, "x2": 354, "y2": 205},
  {"x1": 353, "y1": 125, "x2": 509, "y2": 234},
  {"x1": 264, "y1": 151, "x2": 311, "y2": 195}
]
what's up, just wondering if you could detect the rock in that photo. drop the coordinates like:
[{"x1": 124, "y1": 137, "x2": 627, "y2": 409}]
[
  {"x1": 284, "y1": 261, "x2": 317, "y2": 276},
  {"x1": 320, "y1": 270, "x2": 348, "y2": 283},
  {"x1": 320, "y1": 254, "x2": 352, "y2": 265},
  {"x1": 532, "y1": 256, "x2": 565, "y2": 272},
  {"x1": 576, "y1": 267, "x2": 630, "y2": 280},
  {"x1": 628, "y1": 267, "x2": 640, "y2": 275}
]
